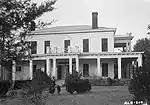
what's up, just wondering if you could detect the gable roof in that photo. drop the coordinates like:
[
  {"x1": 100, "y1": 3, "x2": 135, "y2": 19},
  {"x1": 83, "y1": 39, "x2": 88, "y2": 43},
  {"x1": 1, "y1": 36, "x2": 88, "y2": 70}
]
[{"x1": 31, "y1": 25, "x2": 117, "y2": 35}]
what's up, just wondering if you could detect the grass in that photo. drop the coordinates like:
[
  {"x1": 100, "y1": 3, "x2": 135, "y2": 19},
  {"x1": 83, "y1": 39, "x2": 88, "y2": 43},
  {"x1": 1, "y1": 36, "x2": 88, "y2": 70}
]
[{"x1": 0, "y1": 86, "x2": 133, "y2": 105}]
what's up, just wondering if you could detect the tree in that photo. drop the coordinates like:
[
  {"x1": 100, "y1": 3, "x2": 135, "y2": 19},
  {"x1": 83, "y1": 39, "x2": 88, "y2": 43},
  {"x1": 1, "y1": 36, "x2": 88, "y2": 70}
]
[
  {"x1": 0, "y1": 0, "x2": 56, "y2": 80},
  {"x1": 129, "y1": 38, "x2": 150, "y2": 101}
]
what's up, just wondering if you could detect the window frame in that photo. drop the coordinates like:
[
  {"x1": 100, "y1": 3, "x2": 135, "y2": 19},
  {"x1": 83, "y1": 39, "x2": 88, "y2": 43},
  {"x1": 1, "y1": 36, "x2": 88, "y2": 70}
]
[{"x1": 102, "y1": 38, "x2": 108, "y2": 52}]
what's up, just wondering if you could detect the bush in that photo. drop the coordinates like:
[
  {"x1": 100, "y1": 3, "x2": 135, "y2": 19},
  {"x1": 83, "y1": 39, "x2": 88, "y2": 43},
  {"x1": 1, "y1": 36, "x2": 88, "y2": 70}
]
[
  {"x1": 13, "y1": 80, "x2": 31, "y2": 90},
  {"x1": 0, "y1": 80, "x2": 11, "y2": 97},
  {"x1": 65, "y1": 71, "x2": 91, "y2": 94},
  {"x1": 28, "y1": 69, "x2": 55, "y2": 94},
  {"x1": 129, "y1": 51, "x2": 150, "y2": 101}
]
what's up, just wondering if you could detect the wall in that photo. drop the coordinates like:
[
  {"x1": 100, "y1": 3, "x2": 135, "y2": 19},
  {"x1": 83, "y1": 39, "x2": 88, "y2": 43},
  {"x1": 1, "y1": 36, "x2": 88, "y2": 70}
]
[
  {"x1": 15, "y1": 62, "x2": 30, "y2": 80},
  {"x1": 79, "y1": 58, "x2": 115, "y2": 78},
  {"x1": 26, "y1": 31, "x2": 114, "y2": 54}
]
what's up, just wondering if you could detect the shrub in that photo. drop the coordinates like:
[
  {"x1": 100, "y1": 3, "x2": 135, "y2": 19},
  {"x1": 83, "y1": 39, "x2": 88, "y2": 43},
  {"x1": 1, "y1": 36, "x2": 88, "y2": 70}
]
[
  {"x1": 28, "y1": 69, "x2": 55, "y2": 94},
  {"x1": 129, "y1": 51, "x2": 150, "y2": 101},
  {"x1": 0, "y1": 80, "x2": 11, "y2": 97},
  {"x1": 65, "y1": 71, "x2": 91, "y2": 94}
]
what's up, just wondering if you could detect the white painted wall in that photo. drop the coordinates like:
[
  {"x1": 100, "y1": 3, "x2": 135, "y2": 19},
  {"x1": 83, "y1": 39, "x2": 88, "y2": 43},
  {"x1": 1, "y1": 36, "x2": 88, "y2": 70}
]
[
  {"x1": 79, "y1": 58, "x2": 115, "y2": 78},
  {"x1": 15, "y1": 62, "x2": 30, "y2": 80},
  {"x1": 26, "y1": 31, "x2": 115, "y2": 54}
]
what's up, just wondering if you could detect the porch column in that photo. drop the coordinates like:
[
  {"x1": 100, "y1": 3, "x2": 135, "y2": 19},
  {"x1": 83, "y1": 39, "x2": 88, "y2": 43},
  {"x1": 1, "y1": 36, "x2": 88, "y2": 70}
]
[
  {"x1": 12, "y1": 60, "x2": 16, "y2": 81},
  {"x1": 76, "y1": 56, "x2": 79, "y2": 72},
  {"x1": 126, "y1": 42, "x2": 129, "y2": 52},
  {"x1": 97, "y1": 57, "x2": 101, "y2": 76},
  {"x1": 29, "y1": 60, "x2": 33, "y2": 80},
  {"x1": 46, "y1": 58, "x2": 50, "y2": 76},
  {"x1": 118, "y1": 57, "x2": 121, "y2": 79},
  {"x1": 129, "y1": 42, "x2": 131, "y2": 52},
  {"x1": 52, "y1": 58, "x2": 56, "y2": 78},
  {"x1": 69, "y1": 57, "x2": 72, "y2": 74},
  {"x1": 137, "y1": 54, "x2": 142, "y2": 67}
]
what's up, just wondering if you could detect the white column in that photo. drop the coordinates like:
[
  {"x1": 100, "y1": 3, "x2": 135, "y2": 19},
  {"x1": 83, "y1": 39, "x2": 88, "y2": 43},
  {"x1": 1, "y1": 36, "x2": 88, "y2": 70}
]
[
  {"x1": 97, "y1": 57, "x2": 101, "y2": 76},
  {"x1": 118, "y1": 57, "x2": 121, "y2": 79},
  {"x1": 137, "y1": 55, "x2": 142, "y2": 67},
  {"x1": 29, "y1": 60, "x2": 33, "y2": 80},
  {"x1": 126, "y1": 42, "x2": 129, "y2": 52},
  {"x1": 52, "y1": 58, "x2": 56, "y2": 78},
  {"x1": 76, "y1": 57, "x2": 79, "y2": 72},
  {"x1": 46, "y1": 58, "x2": 50, "y2": 76},
  {"x1": 12, "y1": 60, "x2": 16, "y2": 81},
  {"x1": 129, "y1": 42, "x2": 131, "y2": 52},
  {"x1": 69, "y1": 57, "x2": 72, "y2": 74}
]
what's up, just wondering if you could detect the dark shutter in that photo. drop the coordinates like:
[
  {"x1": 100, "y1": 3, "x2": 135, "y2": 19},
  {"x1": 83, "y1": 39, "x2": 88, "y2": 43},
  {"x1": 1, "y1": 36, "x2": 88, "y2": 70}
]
[
  {"x1": 64, "y1": 40, "x2": 70, "y2": 53},
  {"x1": 83, "y1": 64, "x2": 89, "y2": 77},
  {"x1": 102, "y1": 63, "x2": 108, "y2": 77},
  {"x1": 44, "y1": 41, "x2": 50, "y2": 53},
  {"x1": 31, "y1": 41, "x2": 37, "y2": 54},
  {"x1": 102, "y1": 38, "x2": 108, "y2": 52},
  {"x1": 83, "y1": 39, "x2": 89, "y2": 52}
]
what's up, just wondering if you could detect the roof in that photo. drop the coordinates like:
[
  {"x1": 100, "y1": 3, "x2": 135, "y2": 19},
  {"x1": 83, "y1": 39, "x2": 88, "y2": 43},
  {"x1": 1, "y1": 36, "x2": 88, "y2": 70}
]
[
  {"x1": 31, "y1": 25, "x2": 117, "y2": 35},
  {"x1": 114, "y1": 34, "x2": 134, "y2": 40}
]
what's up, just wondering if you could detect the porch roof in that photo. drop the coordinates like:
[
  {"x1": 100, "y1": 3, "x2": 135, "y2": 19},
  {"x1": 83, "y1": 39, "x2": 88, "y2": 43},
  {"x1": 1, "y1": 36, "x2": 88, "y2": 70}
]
[{"x1": 31, "y1": 52, "x2": 144, "y2": 59}]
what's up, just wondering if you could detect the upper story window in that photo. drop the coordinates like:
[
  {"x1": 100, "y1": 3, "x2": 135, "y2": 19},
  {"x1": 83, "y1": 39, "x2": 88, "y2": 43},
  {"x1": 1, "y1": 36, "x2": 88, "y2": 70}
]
[
  {"x1": 83, "y1": 39, "x2": 89, "y2": 52},
  {"x1": 64, "y1": 40, "x2": 70, "y2": 53},
  {"x1": 44, "y1": 41, "x2": 50, "y2": 54},
  {"x1": 30, "y1": 41, "x2": 37, "y2": 54},
  {"x1": 102, "y1": 38, "x2": 108, "y2": 52}
]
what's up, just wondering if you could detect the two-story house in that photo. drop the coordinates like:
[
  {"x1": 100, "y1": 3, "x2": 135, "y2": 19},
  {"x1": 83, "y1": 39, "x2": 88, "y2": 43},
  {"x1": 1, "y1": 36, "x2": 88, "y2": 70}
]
[{"x1": 11, "y1": 12, "x2": 143, "y2": 80}]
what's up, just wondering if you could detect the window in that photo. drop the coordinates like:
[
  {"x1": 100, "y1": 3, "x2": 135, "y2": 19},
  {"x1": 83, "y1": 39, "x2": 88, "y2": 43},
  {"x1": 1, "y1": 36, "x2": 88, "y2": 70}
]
[
  {"x1": 16, "y1": 66, "x2": 21, "y2": 72},
  {"x1": 44, "y1": 41, "x2": 50, "y2": 53},
  {"x1": 30, "y1": 41, "x2": 37, "y2": 54},
  {"x1": 102, "y1": 38, "x2": 108, "y2": 52},
  {"x1": 102, "y1": 63, "x2": 108, "y2": 77},
  {"x1": 83, "y1": 64, "x2": 89, "y2": 77},
  {"x1": 64, "y1": 40, "x2": 70, "y2": 53},
  {"x1": 83, "y1": 39, "x2": 89, "y2": 52}
]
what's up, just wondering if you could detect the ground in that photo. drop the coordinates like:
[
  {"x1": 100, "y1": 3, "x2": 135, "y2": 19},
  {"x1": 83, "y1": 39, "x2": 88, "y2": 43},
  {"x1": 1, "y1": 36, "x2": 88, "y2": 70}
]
[{"x1": 0, "y1": 86, "x2": 133, "y2": 105}]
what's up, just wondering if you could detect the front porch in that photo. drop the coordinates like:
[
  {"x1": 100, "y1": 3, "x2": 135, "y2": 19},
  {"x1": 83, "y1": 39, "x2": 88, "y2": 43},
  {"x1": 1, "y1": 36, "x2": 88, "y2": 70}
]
[{"x1": 13, "y1": 52, "x2": 143, "y2": 80}]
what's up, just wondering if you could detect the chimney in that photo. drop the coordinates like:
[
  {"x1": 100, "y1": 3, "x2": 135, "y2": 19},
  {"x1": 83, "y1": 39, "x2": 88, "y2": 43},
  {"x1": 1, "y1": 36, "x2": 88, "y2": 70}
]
[{"x1": 92, "y1": 12, "x2": 98, "y2": 29}]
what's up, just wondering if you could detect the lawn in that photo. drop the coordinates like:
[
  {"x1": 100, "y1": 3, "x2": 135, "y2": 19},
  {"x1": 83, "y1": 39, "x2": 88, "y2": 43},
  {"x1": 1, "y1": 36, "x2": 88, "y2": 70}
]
[{"x1": 0, "y1": 86, "x2": 133, "y2": 105}]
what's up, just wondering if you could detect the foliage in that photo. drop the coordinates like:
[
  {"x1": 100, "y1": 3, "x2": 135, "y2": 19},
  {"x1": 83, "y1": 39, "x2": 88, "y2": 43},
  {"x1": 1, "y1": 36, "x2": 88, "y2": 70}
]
[
  {"x1": 133, "y1": 38, "x2": 150, "y2": 52},
  {"x1": 28, "y1": 69, "x2": 55, "y2": 94},
  {"x1": 129, "y1": 51, "x2": 150, "y2": 100},
  {"x1": 21, "y1": 92, "x2": 49, "y2": 105},
  {"x1": 65, "y1": 71, "x2": 81, "y2": 85},
  {"x1": 65, "y1": 71, "x2": 91, "y2": 94},
  {"x1": 0, "y1": 0, "x2": 56, "y2": 70}
]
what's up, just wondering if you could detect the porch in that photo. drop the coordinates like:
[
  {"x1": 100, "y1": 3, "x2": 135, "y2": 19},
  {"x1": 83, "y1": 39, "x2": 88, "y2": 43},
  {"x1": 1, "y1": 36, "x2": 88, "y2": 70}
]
[{"x1": 12, "y1": 52, "x2": 143, "y2": 80}]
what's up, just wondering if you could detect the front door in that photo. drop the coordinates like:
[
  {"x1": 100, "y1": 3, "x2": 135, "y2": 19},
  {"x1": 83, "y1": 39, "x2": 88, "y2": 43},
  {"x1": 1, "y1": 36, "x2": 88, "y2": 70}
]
[
  {"x1": 57, "y1": 65, "x2": 62, "y2": 80},
  {"x1": 83, "y1": 64, "x2": 89, "y2": 77}
]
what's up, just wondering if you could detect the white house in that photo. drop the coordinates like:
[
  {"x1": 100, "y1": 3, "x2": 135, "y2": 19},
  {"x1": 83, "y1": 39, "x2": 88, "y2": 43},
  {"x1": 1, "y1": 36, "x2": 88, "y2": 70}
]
[{"x1": 12, "y1": 12, "x2": 143, "y2": 80}]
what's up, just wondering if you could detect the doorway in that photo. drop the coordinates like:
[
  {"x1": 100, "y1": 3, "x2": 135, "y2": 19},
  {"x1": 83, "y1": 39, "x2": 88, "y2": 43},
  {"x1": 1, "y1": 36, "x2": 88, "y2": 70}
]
[{"x1": 57, "y1": 65, "x2": 62, "y2": 80}]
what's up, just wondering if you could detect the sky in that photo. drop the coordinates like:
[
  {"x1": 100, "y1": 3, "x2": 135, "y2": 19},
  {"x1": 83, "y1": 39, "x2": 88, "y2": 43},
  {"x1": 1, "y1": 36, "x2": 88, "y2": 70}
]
[{"x1": 35, "y1": 0, "x2": 150, "y2": 46}]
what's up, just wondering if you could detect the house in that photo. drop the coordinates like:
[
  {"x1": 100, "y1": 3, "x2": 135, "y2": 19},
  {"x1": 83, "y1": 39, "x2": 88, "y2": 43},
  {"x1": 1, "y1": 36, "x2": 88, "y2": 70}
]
[{"x1": 11, "y1": 12, "x2": 143, "y2": 80}]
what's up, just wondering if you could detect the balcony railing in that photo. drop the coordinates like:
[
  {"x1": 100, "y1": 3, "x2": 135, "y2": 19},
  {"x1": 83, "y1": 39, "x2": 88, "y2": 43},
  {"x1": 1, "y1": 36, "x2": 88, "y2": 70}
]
[{"x1": 46, "y1": 46, "x2": 80, "y2": 54}]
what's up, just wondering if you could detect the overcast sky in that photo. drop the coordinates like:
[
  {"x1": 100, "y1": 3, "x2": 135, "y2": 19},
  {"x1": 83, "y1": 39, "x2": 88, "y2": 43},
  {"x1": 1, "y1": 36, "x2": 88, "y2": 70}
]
[{"x1": 36, "y1": 0, "x2": 150, "y2": 46}]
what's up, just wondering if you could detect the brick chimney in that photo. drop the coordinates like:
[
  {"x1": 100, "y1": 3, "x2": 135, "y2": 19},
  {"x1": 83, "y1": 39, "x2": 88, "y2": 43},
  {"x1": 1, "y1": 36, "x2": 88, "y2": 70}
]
[{"x1": 92, "y1": 12, "x2": 98, "y2": 29}]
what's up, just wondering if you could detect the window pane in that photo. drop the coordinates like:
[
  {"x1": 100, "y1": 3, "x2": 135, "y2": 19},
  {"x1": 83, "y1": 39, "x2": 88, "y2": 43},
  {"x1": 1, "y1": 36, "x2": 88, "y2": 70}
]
[
  {"x1": 83, "y1": 39, "x2": 89, "y2": 52},
  {"x1": 64, "y1": 40, "x2": 70, "y2": 53},
  {"x1": 102, "y1": 38, "x2": 108, "y2": 52},
  {"x1": 102, "y1": 63, "x2": 108, "y2": 77},
  {"x1": 31, "y1": 41, "x2": 37, "y2": 54},
  {"x1": 44, "y1": 41, "x2": 50, "y2": 53},
  {"x1": 83, "y1": 64, "x2": 89, "y2": 77}
]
